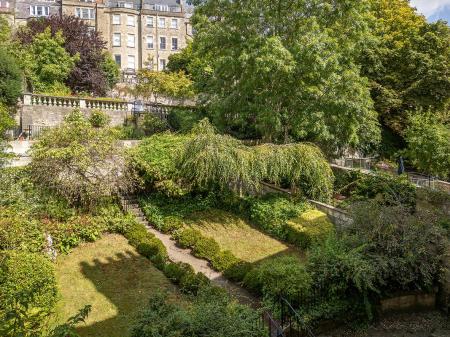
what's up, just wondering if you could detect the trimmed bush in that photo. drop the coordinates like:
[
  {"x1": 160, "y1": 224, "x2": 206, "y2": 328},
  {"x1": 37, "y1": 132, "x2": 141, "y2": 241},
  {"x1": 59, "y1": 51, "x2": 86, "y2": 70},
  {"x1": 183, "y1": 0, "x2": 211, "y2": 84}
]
[
  {"x1": 179, "y1": 269, "x2": 210, "y2": 295},
  {"x1": 174, "y1": 228, "x2": 202, "y2": 248},
  {"x1": 161, "y1": 215, "x2": 184, "y2": 233},
  {"x1": 211, "y1": 250, "x2": 240, "y2": 272},
  {"x1": 192, "y1": 236, "x2": 220, "y2": 260},
  {"x1": 285, "y1": 210, "x2": 334, "y2": 249},
  {"x1": 124, "y1": 220, "x2": 168, "y2": 270},
  {"x1": 223, "y1": 261, "x2": 253, "y2": 282},
  {"x1": 243, "y1": 256, "x2": 311, "y2": 299},
  {"x1": 0, "y1": 251, "x2": 58, "y2": 337},
  {"x1": 164, "y1": 262, "x2": 195, "y2": 284}
]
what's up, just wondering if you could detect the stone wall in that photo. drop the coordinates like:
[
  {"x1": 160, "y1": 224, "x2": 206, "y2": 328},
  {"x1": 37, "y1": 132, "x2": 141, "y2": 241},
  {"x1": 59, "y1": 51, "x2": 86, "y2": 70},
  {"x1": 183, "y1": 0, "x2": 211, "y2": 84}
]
[
  {"x1": 20, "y1": 104, "x2": 129, "y2": 128},
  {"x1": 380, "y1": 291, "x2": 437, "y2": 314}
]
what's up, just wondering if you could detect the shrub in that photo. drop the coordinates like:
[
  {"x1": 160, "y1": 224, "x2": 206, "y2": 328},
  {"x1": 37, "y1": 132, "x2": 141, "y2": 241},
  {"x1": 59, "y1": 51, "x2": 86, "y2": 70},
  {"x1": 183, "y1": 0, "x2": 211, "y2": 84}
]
[
  {"x1": 88, "y1": 109, "x2": 111, "y2": 128},
  {"x1": 174, "y1": 227, "x2": 202, "y2": 249},
  {"x1": 211, "y1": 250, "x2": 241, "y2": 272},
  {"x1": 163, "y1": 262, "x2": 194, "y2": 284},
  {"x1": 0, "y1": 212, "x2": 45, "y2": 253},
  {"x1": 192, "y1": 236, "x2": 221, "y2": 260},
  {"x1": 348, "y1": 172, "x2": 416, "y2": 210},
  {"x1": 137, "y1": 238, "x2": 168, "y2": 261},
  {"x1": 0, "y1": 47, "x2": 23, "y2": 107},
  {"x1": 179, "y1": 269, "x2": 210, "y2": 295},
  {"x1": 0, "y1": 251, "x2": 58, "y2": 337},
  {"x1": 223, "y1": 261, "x2": 253, "y2": 282},
  {"x1": 142, "y1": 114, "x2": 169, "y2": 136},
  {"x1": 249, "y1": 194, "x2": 309, "y2": 239},
  {"x1": 306, "y1": 233, "x2": 376, "y2": 322},
  {"x1": 244, "y1": 256, "x2": 311, "y2": 299},
  {"x1": 124, "y1": 221, "x2": 150, "y2": 247},
  {"x1": 161, "y1": 215, "x2": 184, "y2": 233},
  {"x1": 141, "y1": 203, "x2": 165, "y2": 230},
  {"x1": 243, "y1": 256, "x2": 311, "y2": 299},
  {"x1": 285, "y1": 210, "x2": 334, "y2": 249}
]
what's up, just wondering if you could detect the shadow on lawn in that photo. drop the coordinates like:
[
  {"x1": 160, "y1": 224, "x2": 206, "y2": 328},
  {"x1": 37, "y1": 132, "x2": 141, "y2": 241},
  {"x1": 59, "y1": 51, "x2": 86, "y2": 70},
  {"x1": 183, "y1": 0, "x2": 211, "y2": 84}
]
[{"x1": 75, "y1": 250, "x2": 172, "y2": 337}]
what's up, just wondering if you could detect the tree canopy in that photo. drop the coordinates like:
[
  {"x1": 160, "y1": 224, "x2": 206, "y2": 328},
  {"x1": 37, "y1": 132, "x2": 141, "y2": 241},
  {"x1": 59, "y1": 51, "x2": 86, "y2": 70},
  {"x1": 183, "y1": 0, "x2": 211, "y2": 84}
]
[
  {"x1": 363, "y1": 0, "x2": 450, "y2": 136},
  {"x1": 188, "y1": 0, "x2": 380, "y2": 154},
  {"x1": 16, "y1": 15, "x2": 119, "y2": 96}
]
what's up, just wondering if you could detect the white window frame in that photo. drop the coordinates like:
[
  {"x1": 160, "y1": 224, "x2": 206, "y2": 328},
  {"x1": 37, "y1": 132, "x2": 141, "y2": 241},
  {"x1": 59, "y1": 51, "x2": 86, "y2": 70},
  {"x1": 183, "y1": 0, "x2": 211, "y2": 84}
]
[
  {"x1": 127, "y1": 55, "x2": 136, "y2": 70},
  {"x1": 75, "y1": 7, "x2": 95, "y2": 20},
  {"x1": 146, "y1": 16, "x2": 154, "y2": 27},
  {"x1": 127, "y1": 34, "x2": 135, "y2": 48},
  {"x1": 158, "y1": 17, "x2": 165, "y2": 28},
  {"x1": 112, "y1": 14, "x2": 121, "y2": 25},
  {"x1": 146, "y1": 36, "x2": 154, "y2": 49},
  {"x1": 113, "y1": 33, "x2": 121, "y2": 47},
  {"x1": 159, "y1": 36, "x2": 166, "y2": 50},
  {"x1": 171, "y1": 37, "x2": 178, "y2": 51},
  {"x1": 171, "y1": 18, "x2": 178, "y2": 29},
  {"x1": 127, "y1": 15, "x2": 135, "y2": 27},
  {"x1": 159, "y1": 59, "x2": 166, "y2": 71},
  {"x1": 30, "y1": 5, "x2": 50, "y2": 17}
]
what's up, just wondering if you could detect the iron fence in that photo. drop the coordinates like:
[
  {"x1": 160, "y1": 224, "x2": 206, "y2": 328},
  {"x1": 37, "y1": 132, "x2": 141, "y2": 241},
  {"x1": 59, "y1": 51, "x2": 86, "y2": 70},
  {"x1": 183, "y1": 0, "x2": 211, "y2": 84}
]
[
  {"x1": 12, "y1": 125, "x2": 52, "y2": 140},
  {"x1": 254, "y1": 311, "x2": 285, "y2": 337},
  {"x1": 280, "y1": 297, "x2": 315, "y2": 337}
]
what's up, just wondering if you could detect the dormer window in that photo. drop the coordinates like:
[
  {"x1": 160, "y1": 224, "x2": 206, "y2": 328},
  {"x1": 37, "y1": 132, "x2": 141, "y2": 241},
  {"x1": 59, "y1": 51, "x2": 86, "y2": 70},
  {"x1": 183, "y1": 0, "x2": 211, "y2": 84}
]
[
  {"x1": 155, "y1": 4, "x2": 169, "y2": 12},
  {"x1": 118, "y1": 2, "x2": 133, "y2": 9}
]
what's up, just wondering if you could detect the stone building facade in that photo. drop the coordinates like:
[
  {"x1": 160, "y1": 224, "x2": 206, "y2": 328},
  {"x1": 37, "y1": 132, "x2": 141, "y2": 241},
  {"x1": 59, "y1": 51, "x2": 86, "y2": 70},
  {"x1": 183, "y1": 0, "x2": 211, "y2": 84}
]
[{"x1": 1, "y1": 0, "x2": 191, "y2": 73}]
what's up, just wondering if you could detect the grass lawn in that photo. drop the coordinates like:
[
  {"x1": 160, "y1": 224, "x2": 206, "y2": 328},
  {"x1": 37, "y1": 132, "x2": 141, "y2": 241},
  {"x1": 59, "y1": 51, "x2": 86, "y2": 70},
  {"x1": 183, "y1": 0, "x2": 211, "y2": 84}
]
[
  {"x1": 53, "y1": 234, "x2": 182, "y2": 337},
  {"x1": 186, "y1": 209, "x2": 303, "y2": 263}
]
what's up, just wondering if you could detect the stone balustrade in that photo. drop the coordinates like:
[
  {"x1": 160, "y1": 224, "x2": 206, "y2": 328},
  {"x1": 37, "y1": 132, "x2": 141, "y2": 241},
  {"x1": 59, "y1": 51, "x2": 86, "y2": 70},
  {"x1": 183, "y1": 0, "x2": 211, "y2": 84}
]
[{"x1": 24, "y1": 94, "x2": 130, "y2": 112}]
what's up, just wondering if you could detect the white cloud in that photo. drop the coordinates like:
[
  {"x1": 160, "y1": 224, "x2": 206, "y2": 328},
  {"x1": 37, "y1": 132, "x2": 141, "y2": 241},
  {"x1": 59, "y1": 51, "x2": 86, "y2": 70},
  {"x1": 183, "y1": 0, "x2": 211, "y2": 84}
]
[{"x1": 410, "y1": 0, "x2": 450, "y2": 17}]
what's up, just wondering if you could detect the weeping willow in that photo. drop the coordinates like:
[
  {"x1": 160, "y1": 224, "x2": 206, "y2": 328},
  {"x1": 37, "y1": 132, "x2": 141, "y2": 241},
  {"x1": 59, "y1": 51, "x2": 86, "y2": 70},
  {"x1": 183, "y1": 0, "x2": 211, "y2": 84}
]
[{"x1": 178, "y1": 119, "x2": 334, "y2": 201}]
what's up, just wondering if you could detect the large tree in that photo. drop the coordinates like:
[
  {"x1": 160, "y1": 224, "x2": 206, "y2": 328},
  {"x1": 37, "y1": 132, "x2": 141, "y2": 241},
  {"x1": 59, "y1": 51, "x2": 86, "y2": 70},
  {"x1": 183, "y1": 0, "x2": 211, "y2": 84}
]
[
  {"x1": 16, "y1": 15, "x2": 118, "y2": 96},
  {"x1": 30, "y1": 110, "x2": 133, "y2": 207},
  {"x1": 189, "y1": 0, "x2": 380, "y2": 155},
  {"x1": 363, "y1": 0, "x2": 450, "y2": 135}
]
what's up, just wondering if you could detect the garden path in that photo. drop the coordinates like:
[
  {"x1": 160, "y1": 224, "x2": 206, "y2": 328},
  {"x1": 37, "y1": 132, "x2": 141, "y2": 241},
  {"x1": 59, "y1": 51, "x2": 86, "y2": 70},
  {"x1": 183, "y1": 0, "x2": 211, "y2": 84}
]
[{"x1": 121, "y1": 196, "x2": 259, "y2": 307}]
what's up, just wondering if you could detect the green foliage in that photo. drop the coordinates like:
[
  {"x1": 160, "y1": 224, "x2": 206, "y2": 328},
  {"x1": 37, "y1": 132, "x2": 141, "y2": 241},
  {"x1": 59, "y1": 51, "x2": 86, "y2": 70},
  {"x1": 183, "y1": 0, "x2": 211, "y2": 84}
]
[
  {"x1": 190, "y1": 0, "x2": 379, "y2": 152},
  {"x1": 363, "y1": 1, "x2": 450, "y2": 136},
  {"x1": 211, "y1": 250, "x2": 241, "y2": 273},
  {"x1": 0, "y1": 251, "x2": 58, "y2": 337},
  {"x1": 132, "y1": 70, "x2": 194, "y2": 103},
  {"x1": 178, "y1": 119, "x2": 334, "y2": 201},
  {"x1": 167, "y1": 106, "x2": 204, "y2": 133},
  {"x1": 129, "y1": 133, "x2": 191, "y2": 196},
  {"x1": 349, "y1": 201, "x2": 447, "y2": 293},
  {"x1": 306, "y1": 233, "x2": 376, "y2": 322},
  {"x1": 248, "y1": 194, "x2": 310, "y2": 239},
  {"x1": 48, "y1": 305, "x2": 92, "y2": 337},
  {"x1": 25, "y1": 28, "x2": 79, "y2": 93},
  {"x1": 142, "y1": 114, "x2": 169, "y2": 136},
  {"x1": 101, "y1": 52, "x2": 120, "y2": 89},
  {"x1": 0, "y1": 211, "x2": 45, "y2": 253},
  {"x1": 174, "y1": 228, "x2": 202, "y2": 249},
  {"x1": 0, "y1": 48, "x2": 22, "y2": 107},
  {"x1": 243, "y1": 256, "x2": 311, "y2": 300},
  {"x1": 30, "y1": 109, "x2": 131, "y2": 207},
  {"x1": 131, "y1": 289, "x2": 263, "y2": 337},
  {"x1": 88, "y1": 109, "x2": 111, "y2": 128},
  {"x1": 285, "y1": 210, "x2": 334, "y2": 249},
  {"x1": 123, "y1": 220, "x2": 169, "y2": 270},
  {"x1": 192, "y1": 236, "x2": 220, "y2": 260},
  {"x1": 342, "y1": 171, "x2": 417, "y2": 210},
  {"x1": 404, "y1": 113, "x2": 450, "y2": 179},
  {"x1": 0, "y1": 104, "x2": 15, "y2": 167}
]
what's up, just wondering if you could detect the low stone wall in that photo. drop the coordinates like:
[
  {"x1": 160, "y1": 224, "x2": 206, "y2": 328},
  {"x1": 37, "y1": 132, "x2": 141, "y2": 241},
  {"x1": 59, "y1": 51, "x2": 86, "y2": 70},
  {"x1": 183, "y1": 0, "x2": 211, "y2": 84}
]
[
  {"x1": 307, "y1": 200, "x2": 353, "y2": 229},
  {"x1": 259, "y1": 182, "x2": 352, "y2": 229},
  {"x1": 380, "y1": 291, "x2": 437, "y2": 314},
  {"x1": 20, "y1": 104, "x2": 130, "y2": 128}
]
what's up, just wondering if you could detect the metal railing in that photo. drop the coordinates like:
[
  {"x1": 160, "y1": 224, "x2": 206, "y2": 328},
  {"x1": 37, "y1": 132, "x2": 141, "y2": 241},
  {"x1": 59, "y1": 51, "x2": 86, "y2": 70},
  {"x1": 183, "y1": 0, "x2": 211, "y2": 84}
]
[
  {"x1": 18, "y1": 125, "x2": 52, "y2": 140},
  {"x1": 280, "y1": 297, "x2": 316, "y2": 337}
]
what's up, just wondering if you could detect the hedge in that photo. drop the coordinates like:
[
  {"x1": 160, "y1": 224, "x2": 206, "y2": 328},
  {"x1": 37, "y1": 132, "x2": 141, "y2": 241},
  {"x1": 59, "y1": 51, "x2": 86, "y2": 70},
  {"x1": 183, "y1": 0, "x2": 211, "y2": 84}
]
[
  {"x1": 123, "y1": 219, "x2": 210, "y2": 295},
  {"x1": 285, "y1": 210, "x2": 334, "y2": 249}
]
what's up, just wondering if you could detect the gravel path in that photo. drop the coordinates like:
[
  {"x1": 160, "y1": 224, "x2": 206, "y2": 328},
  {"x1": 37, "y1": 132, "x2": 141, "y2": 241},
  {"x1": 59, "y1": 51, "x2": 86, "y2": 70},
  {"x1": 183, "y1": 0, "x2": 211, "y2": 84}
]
[{"x1": 124, "y1": 197, "x2": 259, "y2": 307}]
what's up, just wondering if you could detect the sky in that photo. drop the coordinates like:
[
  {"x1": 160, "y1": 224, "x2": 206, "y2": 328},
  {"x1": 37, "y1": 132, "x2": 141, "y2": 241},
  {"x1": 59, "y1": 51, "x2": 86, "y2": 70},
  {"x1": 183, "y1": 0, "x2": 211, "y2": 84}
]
[{"x1": 410, "y1": 0, "x2": 450, "y2": 22}]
